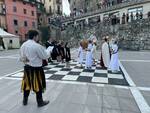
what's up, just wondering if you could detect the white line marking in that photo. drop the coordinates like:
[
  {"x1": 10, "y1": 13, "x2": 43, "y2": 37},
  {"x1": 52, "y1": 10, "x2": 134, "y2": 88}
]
[
  {"x1": 120, "y1": 59, "x2": 150, "y2": 62},
  {"x1": 3, "y1": 77, "x2": 22, "y2": 80},
  {"x1": 114, "y1": 85, "x2": 129, "y2": 89},
  {"x1": 137, "y1": 87, "x2": 150, "y2": 91},
  {"x1": 0, "y1": 69, "x2": 23, "y2": 79},
  {"x1": 130, "y1": 87, "x2": 150, "y2": 113},
  {"x1": 119, "y1": 60, "x2": 136, "y2": 87}
]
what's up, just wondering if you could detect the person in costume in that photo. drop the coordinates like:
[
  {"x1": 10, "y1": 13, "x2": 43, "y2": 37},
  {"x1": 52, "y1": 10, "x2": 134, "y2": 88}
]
[
  {"x1": 65, "y1": 42, "x2": 71, "y2": 67},
  {"x1": 92, "y1": 42, "x2": 97, "y2": 65},
  {"x1": 85, "y1": 40, "x2": 93, "y2": 69},
  {"x1": 109, "y1": 40, "x2": 119, "y2": 73},
  {"x1": 100, "y1": 37, "x2": 110, "y2": 69},
  {"x1": 78, "y1": 42, "x2": 84, "y2": 67},
  {"x1": 20, "y1": 30, "x2": 50, "y2": 107}
]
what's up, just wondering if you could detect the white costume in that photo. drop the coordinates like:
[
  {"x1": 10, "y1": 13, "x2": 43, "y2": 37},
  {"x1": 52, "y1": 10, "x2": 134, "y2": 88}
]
[
  {"x1": 85, "y1": 43, "x2": 93, "y2": 68},
  {"x1": 78, "y1": 46, "x2": 83, "y2": 65},
  {"x1": 92, "y1": 44, "x2": 97, "y2": 60},
  {"x1": 109, "y1": 44, "x2": 119, "y2": 72},
  {"x1": 101, "y1": 42, "x2": 110, "y2": 68},
  {"x1": 20, "y1": 40, "x2": 50, "y2": 67}
]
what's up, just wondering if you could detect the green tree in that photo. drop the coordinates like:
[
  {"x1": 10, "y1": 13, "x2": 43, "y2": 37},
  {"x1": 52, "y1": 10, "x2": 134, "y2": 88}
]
[{"x1": 39, "y1": 26, "x2": 50, "y2": 43}]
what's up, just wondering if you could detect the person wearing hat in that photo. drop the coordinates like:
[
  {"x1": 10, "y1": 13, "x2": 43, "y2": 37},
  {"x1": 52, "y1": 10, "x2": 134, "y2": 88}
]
[{"x1": 20, "y1": 30, "x2": 50, "y2": 107}]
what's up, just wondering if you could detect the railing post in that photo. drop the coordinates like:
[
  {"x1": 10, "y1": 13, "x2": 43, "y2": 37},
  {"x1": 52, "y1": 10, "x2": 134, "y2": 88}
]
[{"x1": 85, "y1": 18, "x2": 89, "y2": 24}]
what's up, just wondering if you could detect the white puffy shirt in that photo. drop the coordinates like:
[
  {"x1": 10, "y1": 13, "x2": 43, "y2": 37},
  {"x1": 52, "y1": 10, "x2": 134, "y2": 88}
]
[{"x1": 20, "y1": 40, "x2": 50, "y2": 67}]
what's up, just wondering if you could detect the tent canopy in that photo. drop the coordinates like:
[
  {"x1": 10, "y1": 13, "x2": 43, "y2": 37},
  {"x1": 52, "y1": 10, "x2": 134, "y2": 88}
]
[{"x1": 0, "y1": 28, "x2": 19, "y2": 38}]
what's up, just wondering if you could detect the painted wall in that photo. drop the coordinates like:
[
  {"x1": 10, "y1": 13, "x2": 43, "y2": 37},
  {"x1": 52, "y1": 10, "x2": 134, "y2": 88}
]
[{"x1": 5, "y1": 0, "x2": 38, "y2": 41}]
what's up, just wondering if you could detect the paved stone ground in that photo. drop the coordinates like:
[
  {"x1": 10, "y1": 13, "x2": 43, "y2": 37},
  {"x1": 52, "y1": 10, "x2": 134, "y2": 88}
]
[
  {"x1": 0, "y1": 49, "x2": 150, "y2": 113},
  {"x1": 0, "y1": 79, "x2": 140, "y2": 113}
]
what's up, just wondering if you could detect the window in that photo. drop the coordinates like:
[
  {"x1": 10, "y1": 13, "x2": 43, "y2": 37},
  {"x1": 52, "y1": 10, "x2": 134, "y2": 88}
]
[
  {"x1": 57, "y1": 5, "x2": 60, "y2": 14},
  {"x1": 31, "y1": 11, "x2": 34, "y2": 16},
  {"x1": 32, "y1": 22, "x2": 36, "y2": 28},
  {"x1": 13, "y1": 19, "x2": 18, "y2": 26},
  {"x1": 48, "y1": 18, "x2": 51, "y2": 23},
  {"x1": 24, "y1": 21, "x2": 28, "y2": 27},
  {"x1": 23, "y1": 2, "x2": 26, "y2": 5},
  {"x1": 15, "y1": 30, "x2": 18, "y2": 34},
  {"x1": 9, "y1": 40, "x2": 12, "y2": 44},
  {"x1": 13, "y1": 6, "x2": 17, "y2": 12},
  {"x1": 23, "y1": 9, "x2": 27, "y2": 14}
]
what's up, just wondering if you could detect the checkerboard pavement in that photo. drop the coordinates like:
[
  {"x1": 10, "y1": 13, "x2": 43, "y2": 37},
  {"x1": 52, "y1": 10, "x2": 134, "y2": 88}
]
[{"x1": 6, "y1": 59, "x2": 129, "y2": 86}]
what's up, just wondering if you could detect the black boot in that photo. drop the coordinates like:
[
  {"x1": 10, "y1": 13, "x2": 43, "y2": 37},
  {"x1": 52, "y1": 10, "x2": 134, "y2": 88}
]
[
  {"x1": 23, "y1": 97, "x2": 28, "y2": 106},
  {"x1": 36, "y1": 91, "x2": 49, "y2": 107},
  {"x1": 37, "y1": 100, "x2": 49, "y2": 107},
  {"x1": 23, "y1": 90, "x2": 30, "y2": 106}
]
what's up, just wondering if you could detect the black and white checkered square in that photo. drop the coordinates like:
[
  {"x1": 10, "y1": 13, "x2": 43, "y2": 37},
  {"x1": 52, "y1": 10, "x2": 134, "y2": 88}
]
[{"x1": 6, "y1": 60, "x2": 129, "y2": 86}]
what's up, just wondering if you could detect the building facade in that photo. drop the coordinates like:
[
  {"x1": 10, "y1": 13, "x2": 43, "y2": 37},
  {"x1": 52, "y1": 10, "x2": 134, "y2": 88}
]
[
  {"x1": 0, "y1": 0, "x2": 6, "y2": 30},
  {"x1": 35, "y1": 0, "x2": 47, "y2": 27},
  {"x1": 69, "y1": 0, "x2": 125, "y2": 14},
  {"x1": 69, "y1": 0, "x2": 101, "y2": 14},
  {"x1": 5, "y1": 0, "x2": 38, "y2": 41},
  {"x1": 44, "y1": 0, "x2": 62, "y2": 15}
]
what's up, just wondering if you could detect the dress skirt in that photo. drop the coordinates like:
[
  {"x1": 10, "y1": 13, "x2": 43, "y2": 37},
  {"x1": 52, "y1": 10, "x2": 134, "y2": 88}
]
[{"x1": 21, "y1": 65, "x2": 46, "y2": 93}]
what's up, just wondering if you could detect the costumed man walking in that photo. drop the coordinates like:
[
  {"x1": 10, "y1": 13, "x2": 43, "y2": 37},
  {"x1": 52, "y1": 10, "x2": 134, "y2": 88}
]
[
  {"x1": 109, "y1": 40, "x2": 119, "y2": 73},
  {"x1": 100, "y1": 37, "x2": 110, "y2": 69},
  {"x1": 20, "y1": 30, "x2": 50, "y2": 107}
]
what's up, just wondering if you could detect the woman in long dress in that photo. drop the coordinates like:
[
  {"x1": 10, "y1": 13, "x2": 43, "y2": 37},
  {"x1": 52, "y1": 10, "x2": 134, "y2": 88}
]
[
  {"x1": 109, "y1": 41, "x2": 119, "y2": 73},
  {"x1": 85, "y1": 40, "x2": 93, "y2": 69}
]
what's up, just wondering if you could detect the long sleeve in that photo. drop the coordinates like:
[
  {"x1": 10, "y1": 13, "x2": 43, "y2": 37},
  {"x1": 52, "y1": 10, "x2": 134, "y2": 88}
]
[{"x1": 36, "y1": 45, "x2": 50, "y2": 60}]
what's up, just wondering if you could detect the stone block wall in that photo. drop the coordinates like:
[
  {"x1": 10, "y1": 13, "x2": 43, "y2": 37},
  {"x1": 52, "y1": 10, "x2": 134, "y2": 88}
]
[{"x1": 57, "y1": 18, "x2": 150, "y2": 50}]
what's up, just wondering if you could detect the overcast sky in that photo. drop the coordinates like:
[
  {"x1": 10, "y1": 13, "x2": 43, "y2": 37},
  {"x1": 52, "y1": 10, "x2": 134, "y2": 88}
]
[{"x1": 62, "y1": 0, "x2": 71, "y2": 15}]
